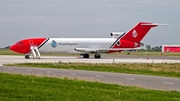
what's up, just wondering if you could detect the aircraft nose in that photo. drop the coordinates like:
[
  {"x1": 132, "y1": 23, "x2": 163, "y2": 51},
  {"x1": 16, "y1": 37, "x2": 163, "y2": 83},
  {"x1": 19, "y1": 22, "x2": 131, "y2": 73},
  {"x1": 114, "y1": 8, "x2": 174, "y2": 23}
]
[{"x1": 9, "y1": 45, "x2": 16, "y2": 52}]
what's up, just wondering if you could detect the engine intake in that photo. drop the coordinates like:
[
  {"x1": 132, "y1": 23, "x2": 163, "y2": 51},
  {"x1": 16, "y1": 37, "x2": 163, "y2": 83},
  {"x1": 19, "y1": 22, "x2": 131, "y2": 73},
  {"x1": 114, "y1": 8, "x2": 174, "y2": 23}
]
[
  {"x1": 140, "y1": 43, "x2": 144, "y2": 47},
  {"x1": 110, "y1": 32, "x2": 125, "y2": 38}
]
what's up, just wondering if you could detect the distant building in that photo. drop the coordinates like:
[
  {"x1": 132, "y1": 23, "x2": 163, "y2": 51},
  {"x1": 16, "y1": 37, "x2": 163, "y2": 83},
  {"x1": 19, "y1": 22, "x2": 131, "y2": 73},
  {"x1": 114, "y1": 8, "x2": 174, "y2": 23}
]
[{"x1": 162, "y1": 45, "x2": 180, "y2": 52}]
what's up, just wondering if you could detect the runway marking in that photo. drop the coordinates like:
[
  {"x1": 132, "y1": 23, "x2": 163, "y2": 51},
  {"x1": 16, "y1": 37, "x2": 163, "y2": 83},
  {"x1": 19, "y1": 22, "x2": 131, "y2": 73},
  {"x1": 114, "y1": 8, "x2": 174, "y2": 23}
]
[
  {"x1": 95, "y1": 75, "x2": 103, "y2": 77},
  {"x1": 126, "y1": 78, "x2": 135, "y2": 80},
  {"x1": 69, "y1": 73, "x2": 76, "y2": 75},
  {"x1": 26, "y1": 70, "x2": 32, "y2": 71},
  {"x1": 163, "y1": 82, "x2": 174, "y2": 85}
]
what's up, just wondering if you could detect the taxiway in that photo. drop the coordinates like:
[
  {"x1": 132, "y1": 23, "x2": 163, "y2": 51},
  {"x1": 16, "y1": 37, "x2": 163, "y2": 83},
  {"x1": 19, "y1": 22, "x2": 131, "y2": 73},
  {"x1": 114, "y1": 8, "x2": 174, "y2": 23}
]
[{"x1": 1, "y1": 55, "x2": 180, "y2": 66}]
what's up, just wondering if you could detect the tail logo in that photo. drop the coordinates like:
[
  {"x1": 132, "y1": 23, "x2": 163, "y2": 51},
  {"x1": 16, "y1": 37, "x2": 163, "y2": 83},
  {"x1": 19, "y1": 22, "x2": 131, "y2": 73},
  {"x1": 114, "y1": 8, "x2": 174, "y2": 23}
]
[{"x1": 132, "y1": 30, "x2": 138, "y2": 38}]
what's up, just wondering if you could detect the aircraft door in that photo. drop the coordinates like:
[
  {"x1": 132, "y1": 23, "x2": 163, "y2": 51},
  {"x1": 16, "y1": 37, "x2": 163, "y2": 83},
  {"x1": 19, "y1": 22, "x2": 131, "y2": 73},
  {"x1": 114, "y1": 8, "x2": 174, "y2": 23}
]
[
  {"x1": 29, "y1": 40, "x2": 34, "y2": 46},
  {"x1": 29, "y1": 40, "x2": 38, "y2": 47}
]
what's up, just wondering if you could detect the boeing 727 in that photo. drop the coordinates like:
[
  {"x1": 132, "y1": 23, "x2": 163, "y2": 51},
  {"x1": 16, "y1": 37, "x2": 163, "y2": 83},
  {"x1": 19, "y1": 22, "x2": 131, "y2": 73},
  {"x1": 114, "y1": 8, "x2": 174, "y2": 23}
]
[{"x1": 9, "y1": 22, "x2": 168, "y2": 59}]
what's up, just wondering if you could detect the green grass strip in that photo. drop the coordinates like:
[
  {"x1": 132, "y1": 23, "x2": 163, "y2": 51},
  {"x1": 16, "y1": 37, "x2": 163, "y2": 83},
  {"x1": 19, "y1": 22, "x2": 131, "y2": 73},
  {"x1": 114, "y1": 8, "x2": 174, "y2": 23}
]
[
  {"x1": 0, "y1": 48, "x2": 21, "y2": 55},
  {"x1": 5, "y1": 62, "x2": 180, "y2": 78},
  {"x1": 0, "y1": 73, "x2": 180, "y2": 101}
]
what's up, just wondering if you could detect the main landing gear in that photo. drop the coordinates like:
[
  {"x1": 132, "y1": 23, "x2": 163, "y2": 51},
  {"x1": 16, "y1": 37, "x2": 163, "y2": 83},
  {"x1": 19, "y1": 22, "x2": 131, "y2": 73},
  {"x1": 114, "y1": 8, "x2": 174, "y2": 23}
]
[
  {"x1": 94, "y1": 54, "x2": 101, "y2": 58},
  {"x1": 81, "y1": 54, "x2": 101, "y2": 59},
  {"x1": 82, "y1": 54, "x2": 89, "y2": 58}
]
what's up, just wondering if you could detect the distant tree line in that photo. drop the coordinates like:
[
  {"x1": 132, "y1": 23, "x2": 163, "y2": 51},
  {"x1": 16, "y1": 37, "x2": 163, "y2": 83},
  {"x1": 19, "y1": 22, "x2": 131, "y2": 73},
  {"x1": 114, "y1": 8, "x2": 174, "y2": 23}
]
[
  {"x1": 4, "y1": 46, "x2": 10, "y2": 49},
  {"x1": 145, "y1": 45, "x2": 162, "y2": 51}
]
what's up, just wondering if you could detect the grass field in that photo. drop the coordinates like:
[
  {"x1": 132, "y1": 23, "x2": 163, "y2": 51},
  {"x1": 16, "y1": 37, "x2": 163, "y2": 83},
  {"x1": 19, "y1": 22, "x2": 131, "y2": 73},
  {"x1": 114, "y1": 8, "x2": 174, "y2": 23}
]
[
  {"x1": 5, "y1": 62, "x2": 180, "y2": 78},
  {"x1": 1, "y1": 48, "x2": 180, "y2": 56},
  {"x1": 0, "y1": 73, "x2": 180, "y2": 101},
  {"x1": 0, "y1": 48, "x2": 21, "y2": 55}
]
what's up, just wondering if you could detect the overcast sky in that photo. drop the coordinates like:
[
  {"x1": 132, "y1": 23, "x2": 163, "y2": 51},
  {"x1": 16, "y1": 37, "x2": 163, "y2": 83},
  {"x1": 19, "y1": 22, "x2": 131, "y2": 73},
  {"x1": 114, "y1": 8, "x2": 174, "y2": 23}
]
[{"x1": 0, "y1": 0, "x2": 180, "y2": 48}]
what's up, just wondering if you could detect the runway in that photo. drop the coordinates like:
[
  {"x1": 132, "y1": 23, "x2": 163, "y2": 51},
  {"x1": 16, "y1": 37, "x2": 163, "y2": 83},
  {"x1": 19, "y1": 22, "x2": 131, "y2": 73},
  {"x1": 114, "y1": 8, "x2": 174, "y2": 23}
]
[
  {"x1": 1, "y1": 55, "x2": 180, "y2": 66},
  {"x1": 0, "y1": 55, "x2": 180, "y2": 91},
  {"x1": 1, "y1": 66, "x2": 180, "y2": 91}
]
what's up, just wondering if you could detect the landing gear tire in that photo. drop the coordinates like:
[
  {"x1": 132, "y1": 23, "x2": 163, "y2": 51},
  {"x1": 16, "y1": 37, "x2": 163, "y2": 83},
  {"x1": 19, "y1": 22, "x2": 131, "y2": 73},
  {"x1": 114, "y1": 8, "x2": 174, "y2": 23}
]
[
  {"x1": 25, "y1": 55, "x2": 30, "y2": 59},
  {"x1": 94, "y1": 54, "x2": 101, "y2": 59},
  {"x1": 83, "y1": 54, "x2": 89, "y2": 58}
]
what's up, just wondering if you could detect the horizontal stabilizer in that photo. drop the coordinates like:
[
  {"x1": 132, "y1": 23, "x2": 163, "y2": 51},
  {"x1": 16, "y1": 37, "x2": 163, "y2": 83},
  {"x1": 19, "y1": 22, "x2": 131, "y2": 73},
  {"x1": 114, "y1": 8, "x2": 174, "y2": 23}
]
[{"x1": 141, "y1": 23, "x2": 169, "y2": 26}]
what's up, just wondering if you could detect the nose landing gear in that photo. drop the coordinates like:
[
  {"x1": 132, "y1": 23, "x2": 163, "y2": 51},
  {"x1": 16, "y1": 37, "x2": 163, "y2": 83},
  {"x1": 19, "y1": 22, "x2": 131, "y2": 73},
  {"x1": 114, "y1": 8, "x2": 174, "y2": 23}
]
[{"x1": 25, "y1": 54, "x2": 30, "y2": 59}]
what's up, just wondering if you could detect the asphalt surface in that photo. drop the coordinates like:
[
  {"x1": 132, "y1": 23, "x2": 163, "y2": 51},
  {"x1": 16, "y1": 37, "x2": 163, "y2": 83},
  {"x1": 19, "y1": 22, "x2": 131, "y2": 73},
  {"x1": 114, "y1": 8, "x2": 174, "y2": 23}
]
[
  {"x1": 102, "y1": 54, "x2": 180, "y2": 60},
  {"x1": 1, "y1": 55, "x2": 180, "y2": 66}
]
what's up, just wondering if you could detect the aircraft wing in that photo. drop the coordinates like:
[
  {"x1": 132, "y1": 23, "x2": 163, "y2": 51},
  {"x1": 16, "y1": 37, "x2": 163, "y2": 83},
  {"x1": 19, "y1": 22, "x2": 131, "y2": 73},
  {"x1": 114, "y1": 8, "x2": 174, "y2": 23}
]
[
  {"x1": 74, "y1": 48, "x2": 140, "y2": 53},
  {"x1": 74, "y1": 48, "x2": 108, "y2": 53}
]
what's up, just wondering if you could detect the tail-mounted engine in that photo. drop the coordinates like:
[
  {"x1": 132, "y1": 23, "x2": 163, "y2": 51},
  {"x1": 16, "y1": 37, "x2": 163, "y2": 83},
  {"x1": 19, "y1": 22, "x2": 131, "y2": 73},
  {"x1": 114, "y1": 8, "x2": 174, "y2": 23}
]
[
  {"x1": 110, "y1": 32, "x2": 125, "y2": 38},
  {"x1": 140, "y1": 43, "x2": 144, "y2": 47}
]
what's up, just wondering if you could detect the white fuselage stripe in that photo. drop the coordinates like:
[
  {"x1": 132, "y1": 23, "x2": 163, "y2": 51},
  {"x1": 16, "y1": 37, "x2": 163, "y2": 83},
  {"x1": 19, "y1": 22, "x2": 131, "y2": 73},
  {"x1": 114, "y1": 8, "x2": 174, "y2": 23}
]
[
  {"x1": 38, "y1": 38, "x2": 50, "y2": 49},
  {"x1": 39, "y1": 38, "x2": 116, "y2": 54}
]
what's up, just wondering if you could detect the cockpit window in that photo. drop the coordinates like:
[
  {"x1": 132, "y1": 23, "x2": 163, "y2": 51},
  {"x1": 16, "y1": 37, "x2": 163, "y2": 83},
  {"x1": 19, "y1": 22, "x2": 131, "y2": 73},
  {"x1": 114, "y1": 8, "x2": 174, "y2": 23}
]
[{"x1": 17, "y1": 41, "x2": 23, "y2": 46}]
